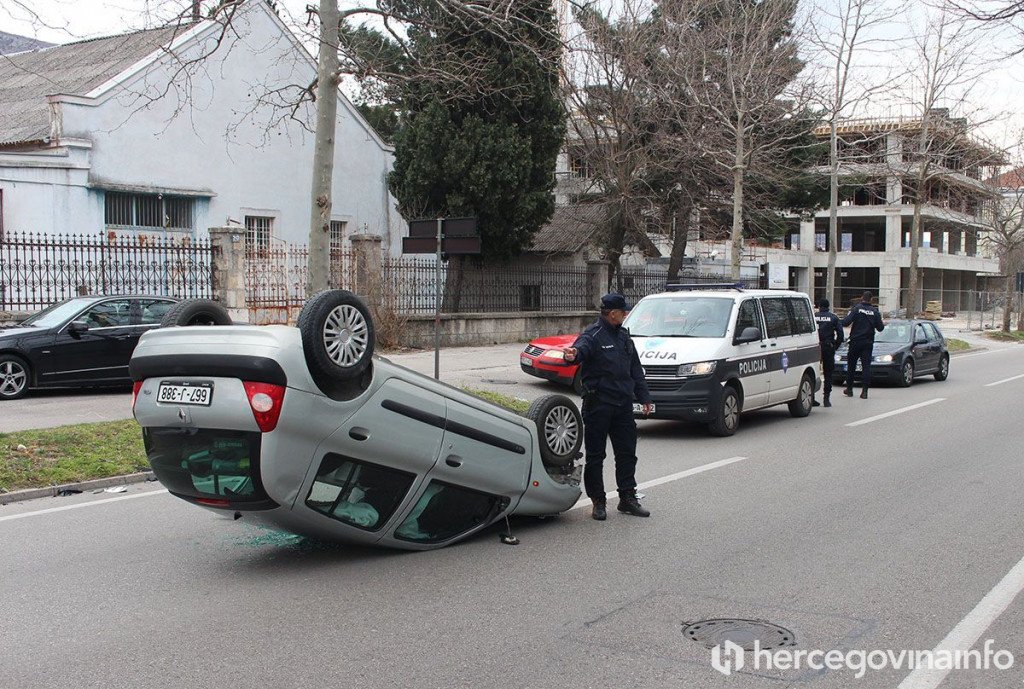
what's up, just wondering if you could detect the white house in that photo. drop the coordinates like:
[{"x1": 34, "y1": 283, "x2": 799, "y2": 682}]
[{"x1": 0, "y1": 0, "x2": 405, "y2": 255}]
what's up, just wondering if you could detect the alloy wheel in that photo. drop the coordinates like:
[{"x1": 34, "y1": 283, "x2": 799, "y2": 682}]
[
  {"x1": 322, "y1": 304, "x2": 369, "y2": 367},
  {"x1": 0, "y1": 360, "x2": 28, "y2": 398},
  {"x1": 544, "y1": 405, "x2": 579, "y2": 456}
]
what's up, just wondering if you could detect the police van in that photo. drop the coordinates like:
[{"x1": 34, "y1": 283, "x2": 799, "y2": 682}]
[{"x1": 623, "y1": 285, "x2": 821, "y2": 436}]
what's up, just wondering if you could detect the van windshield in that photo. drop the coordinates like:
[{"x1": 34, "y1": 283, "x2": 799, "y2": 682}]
[{"x1": 624, "y1": 296, "x2": 733, "y2": 338}]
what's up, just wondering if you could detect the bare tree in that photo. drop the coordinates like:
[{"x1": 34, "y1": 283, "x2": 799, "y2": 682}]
[
  {"x1": 948, "y1": 0, "x2": 1024, "y2": 53},
  {"x1": 982, "y1": 165, "x2": 1024, "y2": 330}
]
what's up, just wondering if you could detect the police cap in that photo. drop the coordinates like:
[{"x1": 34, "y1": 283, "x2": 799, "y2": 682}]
[{"x1": 600, "y1": 292, "x2": 632, "y2": 311}]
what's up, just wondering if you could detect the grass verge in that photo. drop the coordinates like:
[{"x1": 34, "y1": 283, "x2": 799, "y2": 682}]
[
  {"x1": 461, "y1": 387, "x2": 531, "y2": 414},
  {"x1": 945, "y1": 338, "x2": 971, "y2": 352},
  {"x1": 0, "y1": 419, "x2": 147, "y2": 493},
  {"x1": 984, "y1": 330, "x2": 1024, "y2": 343}
]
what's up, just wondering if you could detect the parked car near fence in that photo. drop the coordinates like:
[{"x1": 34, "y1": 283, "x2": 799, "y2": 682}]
[
  {"x1": 0, "y1": 296, "x2": 230, "y2": 400},
  {"x1": 520, "y1": 333, "x2": 583, "y2": 394},
  {"x1": 131, "y1": 290, "x2": 584, "y2": 551},
  {"x1": 834, "y1": 319, "x2": 950, "y2": 387}
]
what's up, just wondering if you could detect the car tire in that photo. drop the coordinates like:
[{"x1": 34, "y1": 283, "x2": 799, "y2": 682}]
[
  {"x1": 525, "y1": 394, "x2": 582, "y2": 468},
  {"x1": 297, "y1": 289, "x2": 375, "y2": 384},
  {"x1": 708, "y1": 386, "x2": 740, "y2": 437},
  {"x1": 934, "y1": 355, "x2": 949, "y2": 381},
  {"x1": 571, "y1": 368, "x2": 585, "y2": 396},
  {"x1": 899, "y1": 359, "x2": 914, "y2": 387},
  {"x1": 0, "y1": 354, "x2": 30, "y2": 401},
  {"x1": 159, "y1": 299, "x2": 232, "y2": 327},
  {"x1": 788, "y1": 373, "x2": 814, "y2": 418}
]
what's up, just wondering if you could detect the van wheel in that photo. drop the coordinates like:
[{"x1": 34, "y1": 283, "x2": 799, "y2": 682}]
[
  {"x1": 788, "y1": 374, "x2": 814, "y2": 418},
  {"x1": 0, "y1": 354, "x2": 30, "y2": 400},
  {"x1": 297, "y1": 289, "x2": 375, "y2": 384},
  {"x1": 160, "y1": 299, "x2": 232, "y2": 327},
  {"x1": 708, "y1": 387, "x2": 739, "y2": 437},
  {"x1": 525, "y1": 394, "x2": 582, "y2": 467}
]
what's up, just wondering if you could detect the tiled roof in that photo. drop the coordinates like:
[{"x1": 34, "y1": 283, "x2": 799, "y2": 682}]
[
  {"x1": 0, "y1": 25, "x2": 189, "y2": 146},
  {"x1": 0, "y1": 31, "x2": 53, "y2": 56},
  {"x1": 528, "y1": 203, "x2": 660, "y2": 256},
  {"x1": 988, "y1": 166, "x2": 1024, "y2": 190}
]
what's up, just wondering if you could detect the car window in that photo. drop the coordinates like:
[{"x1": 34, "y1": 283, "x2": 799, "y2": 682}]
[
  {"x1": 80, "y1": 299, "x2": 131, "y2": 328},
  {"x1": 915, "y1": 324, "x2": 928, "y2": 342},
  {"x1": 760, "y1": 298, "x2": 792, "y2": 338},
  {"x1": 924, "y1": 323, "x2": 942, "y2": 341},
  {"x1": 625, "y1": 296, "x2": 733, "y2": 338},
  {"x1": 394, "y1": 481, "x2": 502, "y2": 543},
  {"x1": 876, "y1": 322, "x2": 913, "y2": 343},
  {"x1": 788, "y1": 298, "x2": 816, "y2": 334},
  {"x1": 306, "y1": 454, "x2": 415, "y2": 532},
  {"x1": 735, "y1": 299, "x2": 763, "y2": 337},
  {"x1": 139, "y1": 299, "x2": 175, "y2": 326}
]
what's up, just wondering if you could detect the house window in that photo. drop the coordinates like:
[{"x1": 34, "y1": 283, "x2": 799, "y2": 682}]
[
  {"x1": 104, "y1": 192, "x2": 194, "y2": 230},
  {"x1": 329, "y1": 220, "x2": 347, "y2": 250},
  {"x1": 244, "y1": 215, "x2": 273, "y2": 251}
]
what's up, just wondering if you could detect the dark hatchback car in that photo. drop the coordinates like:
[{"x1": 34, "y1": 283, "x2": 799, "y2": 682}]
[
  {"x1": 0, "y1": 295, "x2": 181, "y2": 400},
  {"x1": 834, "y1": 319, "x2": 950, "y2": 387}
]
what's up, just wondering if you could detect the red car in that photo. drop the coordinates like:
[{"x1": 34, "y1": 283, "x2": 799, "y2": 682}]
[{"x1": 520, "y1": 333, "x2": 583, "y2": 394}]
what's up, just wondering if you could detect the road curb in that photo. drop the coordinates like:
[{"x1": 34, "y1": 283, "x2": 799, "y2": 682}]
[
  {"x1": 951, "y1": 346, "x2": 987, "y2": 356},
  {"x1": 0, "y1": 471, "x2": 157, "y2": 506}
]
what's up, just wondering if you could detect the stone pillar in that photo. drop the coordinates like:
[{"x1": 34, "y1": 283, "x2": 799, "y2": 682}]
[
  {"x1": 884, "y1": 210, "x2": 902, "y2": 252},
  {"x1": 586, "y1": 260, "x2": 610, "y2": 310},
  {"x1": 350, "y1": 233, "x2": 383, "y2": 308},
  {"x1": 799, "y1": 219, "x2": 815, "y2": 254},
  {"x1": 208, "y1": 226, "x2": 248, "y2": 323},
  {"x1": 879, "y1": 258, "x2": 900, "y2": 314}
]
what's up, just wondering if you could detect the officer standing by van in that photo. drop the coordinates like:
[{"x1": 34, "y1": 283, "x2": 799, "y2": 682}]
[
  {"x1": 813, "y1": 298, "x2": 844, "y2": 407},
  {"x1": 563, "y1": 293, "x2": 653, "y2": 521},
  {"x1": 842, "y1": 291, "x2": 885, "y2": 399}
]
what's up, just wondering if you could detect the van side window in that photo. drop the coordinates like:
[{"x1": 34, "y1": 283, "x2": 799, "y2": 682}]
[
  {"x1": 788, "y1": 298, "x2": 815, "y2": 334},
  {"x1": 736, "y1": 300, "x2": 762, "y2": 336},
  {"x1": 761, "y1": 298, "x2": 792, "y2": 338}
]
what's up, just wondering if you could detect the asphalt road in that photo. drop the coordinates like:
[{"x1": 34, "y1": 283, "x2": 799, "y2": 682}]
[{"x1": 3, "y1": 339, "x2": 1024, "y2": 688}]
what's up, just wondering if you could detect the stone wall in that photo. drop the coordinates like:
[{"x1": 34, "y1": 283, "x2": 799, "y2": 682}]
[{"x1": 396, "y1": 311, "x2": 594, "y2": 348}]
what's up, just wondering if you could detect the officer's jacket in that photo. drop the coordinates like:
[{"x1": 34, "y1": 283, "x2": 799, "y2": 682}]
[
  {"x1": 842, "y1": 301, "x2": 885, "y2": 342},
  {"x1": 814, "y1": 310, "x2": 844, "y2": 349},
  {"x1": 572, "y1": 318, "x2": 652, "y2": 406}
]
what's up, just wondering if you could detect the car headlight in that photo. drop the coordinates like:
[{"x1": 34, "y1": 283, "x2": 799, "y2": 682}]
[
  {"x1": 678, "y1": 361, "x2": 716, "y2": 376},
  {"x1": 542, "y1": 350, "x2": 565, "y2": 361},
  {"x1": 873, "y1": 354, "x2": 893, "y2": 363}
]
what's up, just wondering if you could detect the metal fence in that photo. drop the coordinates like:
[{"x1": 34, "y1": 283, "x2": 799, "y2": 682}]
[
  {"x1": 616, "y1": 265, "x2": 761, "y2": 305},
  {"x1": 0, "y1": 231, "x2": 213, "y2": 311},
  {"x1": 245, "y1": 242, "x2": 355, "y2": 324}
]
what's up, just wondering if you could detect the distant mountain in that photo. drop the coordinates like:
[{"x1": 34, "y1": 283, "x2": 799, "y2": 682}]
[{"x1": 0, "y1": 30, "x2": 53, "y2": 55}]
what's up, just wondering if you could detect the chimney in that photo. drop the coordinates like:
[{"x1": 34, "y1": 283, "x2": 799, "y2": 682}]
[{"x1": 192, "y1": 1, "x2": 202, "y2": 21}]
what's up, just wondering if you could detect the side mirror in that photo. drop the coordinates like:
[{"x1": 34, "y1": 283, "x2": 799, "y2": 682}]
[
  {"x1": 735, "y1": 326, "x2": 761, "y2": 344},
  {"x1": 67, "y1": 321, "x2": 90, "y2": 338},
  {"x1": 915, "y1": 336, "x2": 928, "y2": 345}
]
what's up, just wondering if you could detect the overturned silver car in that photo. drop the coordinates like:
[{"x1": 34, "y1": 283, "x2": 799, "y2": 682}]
[{"x1": 130, "y1": 290, "x2": 582, "y2": 550}]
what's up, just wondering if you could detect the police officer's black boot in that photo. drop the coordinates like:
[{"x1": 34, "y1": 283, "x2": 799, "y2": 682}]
[
  {"x1": 843, "y1": 387, "x2": 853, "y2": 397},
  {"x1": 823, "y1": 393, "x2": 831, "y2": 408},
  {"x1": 591, "y1": 498, "x2": 607, "y2": 521},
  {"x1": 860, "y1": 388, "x2": 868, "y2": 399},
  {"x1": 812, "y1": 396, "x2": 821, "y2": 407},
  {"x1": 617, "y1": 490, "x2": 650, "y2": 518}
]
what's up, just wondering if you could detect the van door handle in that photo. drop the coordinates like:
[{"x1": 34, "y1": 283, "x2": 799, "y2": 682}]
[
  {"x1": 348, "y1": 427, "x2": 370, "y2": 441},
  {"x1": 445, "y1": 455, "x2": 463, "y2": 468}
]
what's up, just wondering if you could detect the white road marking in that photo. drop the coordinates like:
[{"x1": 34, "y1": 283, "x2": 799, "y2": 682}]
[
  {"x1": 897, "y1": 553, "x2": 1024, "y2": 689},
  {"x1": 0, "y1": 489, "x2": 169, "y2": 523},
  {"x1": 570, "y1": 456, "x2": 748, "y2": 510},
  {"x1": 954, "y1": 350, "x2": 1002, "y2": 360},
  {"x1": 845, "y1": 398, "x2": 946, "y2": 427},
  {"x1": 984, "y1": 373, "x2": 1024, "y2": 387}
]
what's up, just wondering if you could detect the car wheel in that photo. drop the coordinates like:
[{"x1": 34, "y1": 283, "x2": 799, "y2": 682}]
[
  {"x1": 899, "y1": 359, "x2": 914, "y2": 387},
  {"x1": 788, "y1": 374, "x2": 814, "y2": 418},
  {"x1": 159, "y1": 299, "x2": 232, "y2": 327},
  {"x1": 525, "y1": 394, "x2": 582, "y2": 468},
  {"x1": 571, "y1": 368, "x2": 585, "y2": 395},
  {"x1": 934, "y1": 355, "x2": 949, "y2": 381},
  {"x1": 0, "y1": 354, "x2": 30, "y2": 400},
  {"x1": 297, "y1": 289, "x2": 375, "y2": 384},
  {"x1": 708, "y1": 386, "x2": 740, "y2": 437}
]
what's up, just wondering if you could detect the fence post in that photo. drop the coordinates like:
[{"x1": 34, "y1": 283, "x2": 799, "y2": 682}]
[
  {"x1": 351, "y1": 233, "x2": 383, "y2": 309},
  {"x1": 208, "y1": 227, "x2": 248, "y2": 323},
  {"x1": 586, "y1": 260, "x2": 610, "y2": 310}
]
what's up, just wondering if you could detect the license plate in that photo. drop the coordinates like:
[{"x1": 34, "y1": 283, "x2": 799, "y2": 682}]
[
  {"x1": 157, "y1": 381, "x2": 213, "y2": 406},
  {"x1": 633, "y1": 403, "x2": 654, "y2": 414},
  {"x1": 520, "y1": 355, "x2": 532, "y2": 367}
]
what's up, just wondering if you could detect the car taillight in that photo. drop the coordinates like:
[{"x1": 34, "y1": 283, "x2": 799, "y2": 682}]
[
  {"x1": 132, "y1": 381, "x2": 143, "y2": 412},
  {"x1": 242, "y1": 381, "x2": 286, "y2": 432}
]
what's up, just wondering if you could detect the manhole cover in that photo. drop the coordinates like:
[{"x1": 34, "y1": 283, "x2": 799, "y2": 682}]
[
  {"x1": 682, "y1": 619, "x2": 796, "y2": 650},
  {"x1": 480, "y1": 379, "x2": 518, "y2": 385}
]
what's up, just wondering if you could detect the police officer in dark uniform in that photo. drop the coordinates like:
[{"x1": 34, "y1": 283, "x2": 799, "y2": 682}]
[
  {"x1": 563, "y1": 293, "x2": 652, "y2": 521},
  {"x1": 842, "y1": 291, "x2": 885, "y2": 399},
  {"x1": 812, "y1": 298, "x2": 843, "y2": 408}
]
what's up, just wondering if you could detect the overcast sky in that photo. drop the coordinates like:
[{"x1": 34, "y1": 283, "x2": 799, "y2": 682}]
[{"x1": 2, "y1": 0, "x2": 1022, "y2": 158}]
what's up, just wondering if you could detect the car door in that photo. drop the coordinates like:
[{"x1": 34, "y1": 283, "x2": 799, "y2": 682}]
[
  {"x1": 913, "y1": 322, "x2": 940, "y2": 373},
  {"x1": 767, "y1": 297, "x2": 819, "y2": 405},
  {"x1": 759, "y1": 297, "x2": 796, "y2": 405},
  {"x1": 731, "y1": 298, "x2": 771, "y2": 409},
  {"x1": 38, "y1": 298, "x2": 134, "y2": 385},
  {"x1": 391, "y1": 398, "x2": 532, "y2": 546}
]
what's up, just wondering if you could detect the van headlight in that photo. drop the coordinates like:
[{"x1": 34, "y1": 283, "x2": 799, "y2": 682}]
[
  {"x1": 678, "y1": 361, "x2": 717, "y2": 376},
  {"x1": 873, "y1": 354, "x2": 893, "y2": 363}
]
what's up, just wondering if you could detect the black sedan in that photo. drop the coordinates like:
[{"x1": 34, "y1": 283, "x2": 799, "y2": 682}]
[
  {"x1": 0, "y1": 295, "x2": 184, "y2": 400},
  {"x1": 834, "y1": 319, "x2": 950, "y2": 388}
]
